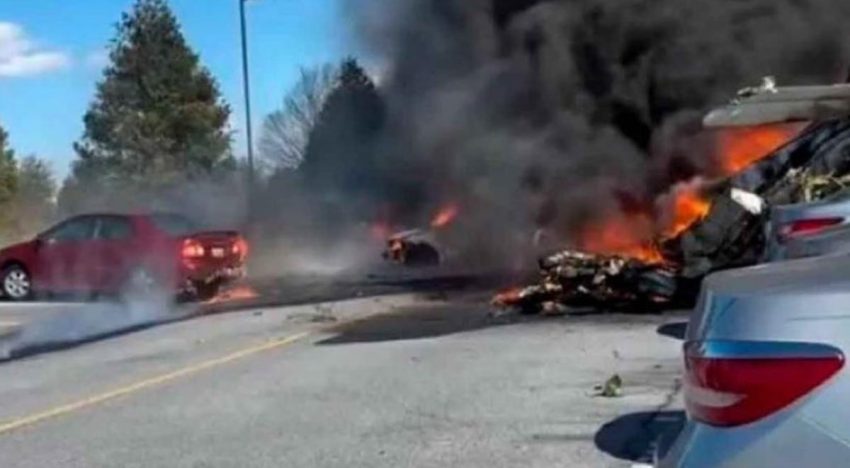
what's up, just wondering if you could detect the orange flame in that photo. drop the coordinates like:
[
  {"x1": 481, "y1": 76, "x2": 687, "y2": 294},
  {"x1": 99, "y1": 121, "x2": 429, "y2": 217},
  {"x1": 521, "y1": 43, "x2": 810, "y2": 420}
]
[
  {"x1": 570, "y1": 123, "x2": 804, "y2": 264},
  {"x1": 491, "y1": 286, "x2": 525, "y2": 307},
  {"x1": 204, "y1": 285, "x2": 259, "y2": 304},
  {"x1": 431, "y1": 203, "x2": 460, "y2": 229},
  {"x1": 716, "y1": 123, "x2": 805, "y2": 174},
  {"x1": 661, "y1": 183, "x2": 712, "y2": 239},
  {"x1": 578, "y1": 213, "x2": 664, "y2": 264}
]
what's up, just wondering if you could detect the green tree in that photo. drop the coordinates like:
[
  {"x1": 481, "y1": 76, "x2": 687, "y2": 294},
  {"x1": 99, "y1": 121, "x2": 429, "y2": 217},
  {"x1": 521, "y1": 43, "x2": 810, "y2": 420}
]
[
  {"x1": 10, "y1": 156, "x2": 56, "y2": 238},
  {"x1": 62, "y1": 0, "x2": 232, "y2": 212},
  {"x1": 0, "y1": 124, "x2": 19, "y2": 235},
  {"x1": 300, "y1": 58, "x2": 385, "y2": 200}
]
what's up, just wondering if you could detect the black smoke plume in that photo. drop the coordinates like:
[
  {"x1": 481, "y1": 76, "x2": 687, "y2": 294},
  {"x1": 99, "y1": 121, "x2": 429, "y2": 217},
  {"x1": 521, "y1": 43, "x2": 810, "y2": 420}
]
[{"x1": 342, "y1": 0, "x2": 850, "y2": 262}]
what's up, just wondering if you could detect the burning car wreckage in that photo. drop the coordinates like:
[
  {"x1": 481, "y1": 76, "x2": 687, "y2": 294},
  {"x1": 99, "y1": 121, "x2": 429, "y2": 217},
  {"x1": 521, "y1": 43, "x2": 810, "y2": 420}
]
[
  {"x1": 381, "y1": 204, "x2": 459, "y2": 266},
  {"x1": 493, "y1": 78, "x2": 850, "y2": 313},
  {"x1": 380, "y1": 78, "x2": 850, "y2": 313}
]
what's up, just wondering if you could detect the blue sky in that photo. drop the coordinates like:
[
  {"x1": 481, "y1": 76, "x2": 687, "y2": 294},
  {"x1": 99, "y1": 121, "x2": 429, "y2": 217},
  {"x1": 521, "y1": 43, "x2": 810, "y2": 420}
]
[{"x1": 0, "y1": 0, "x2": 368, "y2": 178}]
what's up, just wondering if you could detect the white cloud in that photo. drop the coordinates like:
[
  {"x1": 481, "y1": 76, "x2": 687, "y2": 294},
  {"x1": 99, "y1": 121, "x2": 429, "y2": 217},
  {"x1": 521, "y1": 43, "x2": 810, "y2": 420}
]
[{"x1": 0, "y1": 22, "x2": 70, "y2": 78}]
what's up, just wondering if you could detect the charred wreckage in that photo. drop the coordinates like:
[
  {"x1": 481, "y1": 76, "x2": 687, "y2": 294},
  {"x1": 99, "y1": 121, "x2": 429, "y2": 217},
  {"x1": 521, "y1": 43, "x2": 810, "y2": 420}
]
[
  {"x1": 383, "y1": 79, "x2": 850, "y2": 312},
  {"x1": 493, "y1": 79, "x2": 850, "y2": 312}
]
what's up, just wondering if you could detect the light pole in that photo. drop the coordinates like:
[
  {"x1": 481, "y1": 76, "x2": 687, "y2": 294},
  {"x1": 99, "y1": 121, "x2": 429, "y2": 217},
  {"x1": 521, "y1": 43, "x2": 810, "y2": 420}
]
[{"x1": 239, "y1": 0, "x2": 255, "y2": 198}]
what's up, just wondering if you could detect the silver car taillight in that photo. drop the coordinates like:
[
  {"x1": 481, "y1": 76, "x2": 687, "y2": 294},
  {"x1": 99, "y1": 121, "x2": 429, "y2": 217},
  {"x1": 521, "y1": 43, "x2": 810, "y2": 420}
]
[
  {"x1": 684, "y1": 340, "x2": 844, "y2": 427},
  {"x1": 779, "y1": 217, "x2": 844, "y2": 242}
]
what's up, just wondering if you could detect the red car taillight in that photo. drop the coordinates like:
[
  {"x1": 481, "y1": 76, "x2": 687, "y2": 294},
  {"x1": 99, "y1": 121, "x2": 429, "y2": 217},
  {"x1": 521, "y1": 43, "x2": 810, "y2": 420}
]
[
  {"x1": 181, "y1": 239, "x2": 205, "y2": 260},
  {"x1": 231, "y1": 236, "x2": 249, "y2": 262},
  {"x1": 684, "y1": 341, "x2": 844, "y2": 427},
  {"x1": 779, "y1": 217, "x2": 843, "y2": 241}
]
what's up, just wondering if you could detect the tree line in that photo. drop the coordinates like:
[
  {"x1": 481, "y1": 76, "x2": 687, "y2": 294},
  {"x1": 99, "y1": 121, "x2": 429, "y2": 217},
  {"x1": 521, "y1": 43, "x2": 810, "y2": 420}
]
[
  {"x1": 0, "y1": 125, "x2": 56, "y2": 243},
  {"x1": 0, "y1": 0, "x2": 387, "y2": 243}
]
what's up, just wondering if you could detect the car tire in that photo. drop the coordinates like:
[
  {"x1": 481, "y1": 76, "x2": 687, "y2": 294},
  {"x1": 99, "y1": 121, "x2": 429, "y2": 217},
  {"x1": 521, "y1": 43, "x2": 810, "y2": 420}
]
[{"x1": 1, "y1": 264, "x2": 32, "y2": 301}]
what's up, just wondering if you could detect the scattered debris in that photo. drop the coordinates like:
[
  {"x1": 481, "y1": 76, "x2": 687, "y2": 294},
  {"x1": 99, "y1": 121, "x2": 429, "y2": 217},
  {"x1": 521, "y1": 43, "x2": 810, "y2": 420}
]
[
  {"x1": 788, "y1": 168, "x2": 850, "y2": 202},
  {"x1": 497, "y1": 80, "x2": 850, "y2": 315},
  {"x1": 308, "y1": 304, "x2": 337, "y2": 323},
  {"x1": 492, "y1": 250, "x2": 677, "y2": 313},
  {"x1": 595, "y1": 374, "x2": 623, "y2": 398},
  {"x1": 309, "y1": 314, "x2": 338, "y2": 323}
]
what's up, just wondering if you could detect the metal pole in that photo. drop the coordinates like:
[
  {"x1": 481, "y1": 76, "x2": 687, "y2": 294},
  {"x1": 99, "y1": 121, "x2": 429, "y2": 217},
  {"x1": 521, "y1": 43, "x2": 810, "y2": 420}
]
[{"x1": 239, "y1": 0, "x2": 255, "y2": 197}]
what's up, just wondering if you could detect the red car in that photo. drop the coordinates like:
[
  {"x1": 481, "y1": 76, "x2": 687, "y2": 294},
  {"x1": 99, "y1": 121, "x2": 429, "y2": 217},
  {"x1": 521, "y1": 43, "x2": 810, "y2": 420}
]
[{"x1": 0, "y1": 213, "x2": 247, "y2": 301}]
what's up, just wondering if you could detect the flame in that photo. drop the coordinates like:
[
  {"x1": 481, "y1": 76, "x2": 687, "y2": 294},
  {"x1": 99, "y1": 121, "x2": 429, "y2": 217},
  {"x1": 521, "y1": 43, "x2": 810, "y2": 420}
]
[
  {"x1": 661, "y1": 183, "x2": 712, "y2": 239},
  {"x1": 716, "y1": 123, "x2": 805, "y2": 174},
  {"x1": 492, "y1": 287, "x2": 525, "y2": 307},
  {"x1": 204, "y1": 285, "x2": 259, "y2": 304},
  {"x1": 578, "y1": 213, "x2": 664, "y2": 264},
  {"x1": 430, "y1": 203, "x2": 460, "y2": 229},
  {"x1": 563, "y1": 123, "x2": 804, "y2": 265}
]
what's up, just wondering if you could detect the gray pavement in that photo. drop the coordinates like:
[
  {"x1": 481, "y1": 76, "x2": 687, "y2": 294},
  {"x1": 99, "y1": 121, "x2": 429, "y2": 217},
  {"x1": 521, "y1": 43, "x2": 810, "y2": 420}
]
[{"x1": 0, "y1": 292, "x2": 686, "y2": 467}]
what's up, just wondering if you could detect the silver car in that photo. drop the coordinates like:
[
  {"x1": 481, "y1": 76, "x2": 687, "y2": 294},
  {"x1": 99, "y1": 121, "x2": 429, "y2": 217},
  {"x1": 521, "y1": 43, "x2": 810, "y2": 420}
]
[
  {"x1": 764, "y1": 191, "x2": 850, "y2": 261},
  {"x1": 658, "y1": 252, "x2": 850, "y2": 467}
]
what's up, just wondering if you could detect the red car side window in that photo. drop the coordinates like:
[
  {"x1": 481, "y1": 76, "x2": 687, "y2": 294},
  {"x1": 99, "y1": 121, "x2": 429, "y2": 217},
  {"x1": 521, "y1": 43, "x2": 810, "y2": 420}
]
[
  {"x1": 95, "y1": 217, "x2": 134, "y2": 240},
  {"x1": 43, "y1": 217, "x2": 95, "y2": 243}
]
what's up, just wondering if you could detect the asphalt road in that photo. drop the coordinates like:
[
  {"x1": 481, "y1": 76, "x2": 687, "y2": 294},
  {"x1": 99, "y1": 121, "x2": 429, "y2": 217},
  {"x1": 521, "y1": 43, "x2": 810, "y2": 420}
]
[{"x1": 0, "y1": 290, "x2": 686, "y2": 468}]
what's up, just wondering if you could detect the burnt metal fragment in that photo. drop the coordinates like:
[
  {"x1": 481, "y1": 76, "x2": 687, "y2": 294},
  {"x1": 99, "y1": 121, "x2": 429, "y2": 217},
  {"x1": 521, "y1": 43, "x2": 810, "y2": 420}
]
[
  {"x1": 383, "y1": 229, "x2": 441, "y2": 266},
  {"x1": 493, "y1": 249, "x2": 678, "y2": 312}
]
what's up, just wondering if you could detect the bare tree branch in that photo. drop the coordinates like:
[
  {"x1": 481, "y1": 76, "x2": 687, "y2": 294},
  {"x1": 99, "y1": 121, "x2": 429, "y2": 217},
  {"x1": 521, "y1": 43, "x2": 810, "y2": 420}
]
[{"x1": 259, "y1": 63, "x2": 338, "y2": 170}]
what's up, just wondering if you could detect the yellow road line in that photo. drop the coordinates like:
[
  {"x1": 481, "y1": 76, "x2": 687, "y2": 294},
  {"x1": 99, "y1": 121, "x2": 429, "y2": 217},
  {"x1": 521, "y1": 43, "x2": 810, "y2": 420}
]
[{"x1": 0, "y1": 331, "x2": 311, "y2": 436}]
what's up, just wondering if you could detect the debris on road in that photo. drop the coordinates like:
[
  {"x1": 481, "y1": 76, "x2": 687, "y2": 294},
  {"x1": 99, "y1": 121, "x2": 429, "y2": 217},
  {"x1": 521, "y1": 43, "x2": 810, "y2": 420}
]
[
  {"x1": 493, "y1": 250, "x2": 677, "y2": 313},
  {"x1": 595, "y1": 374, "x2": 624, "y2": 398},
  {"x1": 308, "y1": 304, "x2": 337, "y2": 323},
  {"x1": 309, "y1": 313, "x2": 338, "y2": 323}
]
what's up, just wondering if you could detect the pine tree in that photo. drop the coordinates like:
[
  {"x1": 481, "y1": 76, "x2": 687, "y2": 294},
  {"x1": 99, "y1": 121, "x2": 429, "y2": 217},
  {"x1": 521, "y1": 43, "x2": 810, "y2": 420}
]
[
  {"x1": 301, "y1": 58, "x2": 384, "y2": 196},
  {"x1": 10, "y1": 156, "x2": 56, "y2": 237},
  {"x1": 62, "y1": 0, "x2": 232, "y2": 211}
]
